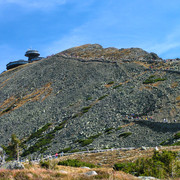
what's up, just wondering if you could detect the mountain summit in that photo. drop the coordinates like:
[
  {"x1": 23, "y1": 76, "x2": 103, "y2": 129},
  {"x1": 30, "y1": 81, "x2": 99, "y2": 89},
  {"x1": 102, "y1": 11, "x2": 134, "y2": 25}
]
[{"x1": 0, "y1": 44, "x2": 179, "y2": 156}]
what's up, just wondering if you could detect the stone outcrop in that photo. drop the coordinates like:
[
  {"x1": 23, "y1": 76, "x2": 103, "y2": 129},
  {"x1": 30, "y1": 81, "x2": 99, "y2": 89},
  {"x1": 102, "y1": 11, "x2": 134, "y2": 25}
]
[{"x1": 59, "y1": 44, "x2": 161, "y2": 61}]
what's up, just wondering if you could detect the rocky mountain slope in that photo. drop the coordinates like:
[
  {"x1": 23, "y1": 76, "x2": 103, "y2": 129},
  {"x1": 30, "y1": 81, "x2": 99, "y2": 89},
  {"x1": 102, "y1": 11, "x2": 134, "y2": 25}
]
[{"x1": 0, "y1": 44, "x2": 179, "y2": 156}]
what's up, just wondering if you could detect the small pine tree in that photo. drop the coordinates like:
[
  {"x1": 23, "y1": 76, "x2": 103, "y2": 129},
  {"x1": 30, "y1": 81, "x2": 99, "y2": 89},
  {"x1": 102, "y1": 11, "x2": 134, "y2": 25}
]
[{"x1": 2, "y1": 134, "x2": 21, "y2": 161}]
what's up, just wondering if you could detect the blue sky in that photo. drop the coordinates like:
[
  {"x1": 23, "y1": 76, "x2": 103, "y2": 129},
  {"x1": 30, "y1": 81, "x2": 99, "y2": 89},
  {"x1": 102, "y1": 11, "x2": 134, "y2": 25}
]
[{"x1": 1, "y1": 0, "x2": 180, "y2": 73}]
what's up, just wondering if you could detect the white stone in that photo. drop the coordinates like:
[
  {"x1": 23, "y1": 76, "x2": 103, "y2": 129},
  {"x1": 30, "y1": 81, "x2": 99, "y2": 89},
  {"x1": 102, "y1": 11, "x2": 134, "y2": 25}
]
[
  {"x1": 84, "y1": 171, "x2": 98, "y2": 176},
  {"x1": 138, "y1": 176, "x2": 160, "y2": 180},
  {"x1": 81, "y1": 166, "x2": 91, "y2": 169}
]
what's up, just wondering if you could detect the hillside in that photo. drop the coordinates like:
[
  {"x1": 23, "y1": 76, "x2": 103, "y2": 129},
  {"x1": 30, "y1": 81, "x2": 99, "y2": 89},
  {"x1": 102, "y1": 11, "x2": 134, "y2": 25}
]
[{"x1": 0, "y1": 44, "x2": 179, "y2": 157}]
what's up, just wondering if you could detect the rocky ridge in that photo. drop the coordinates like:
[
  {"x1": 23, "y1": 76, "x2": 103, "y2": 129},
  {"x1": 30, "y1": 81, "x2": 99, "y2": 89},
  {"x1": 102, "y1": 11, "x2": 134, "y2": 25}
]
[{"x1": 0, "y1": 44, "x2": 179, "y2": 157}]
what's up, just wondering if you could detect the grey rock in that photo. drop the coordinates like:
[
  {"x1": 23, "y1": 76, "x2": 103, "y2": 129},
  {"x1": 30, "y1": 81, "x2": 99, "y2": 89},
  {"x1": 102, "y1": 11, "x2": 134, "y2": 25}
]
[
  {"x1": 84, "y1": 171, "x2": 98, "y2": 176},
  {"x1": 0, "y1": 161, "x2": 24, "y2": 170},
  {"x1": 138, "y1": 176, "x2": 160, "y2": 180},
  {"x1": 81, "y1": 166, "x2": 91, "y2": 169},
  {"x1": 141, "y1": 146, "x2": 147, "y2": 150}
]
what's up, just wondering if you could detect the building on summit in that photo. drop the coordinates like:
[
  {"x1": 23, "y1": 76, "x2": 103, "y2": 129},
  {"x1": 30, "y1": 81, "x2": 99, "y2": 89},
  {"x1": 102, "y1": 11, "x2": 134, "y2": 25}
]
[
  {"x1": 25, "y1": 49, "x2": 43, "y2": 63},
  {"x1": 6, "y1": 49, "x2": 44, "y2": 70}
]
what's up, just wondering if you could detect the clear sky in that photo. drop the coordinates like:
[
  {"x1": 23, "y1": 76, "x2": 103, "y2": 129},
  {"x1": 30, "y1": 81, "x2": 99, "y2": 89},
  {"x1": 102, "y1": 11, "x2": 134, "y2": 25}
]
[{"x1": 1, "y1": 0, "x2": 180, "y2": 73}]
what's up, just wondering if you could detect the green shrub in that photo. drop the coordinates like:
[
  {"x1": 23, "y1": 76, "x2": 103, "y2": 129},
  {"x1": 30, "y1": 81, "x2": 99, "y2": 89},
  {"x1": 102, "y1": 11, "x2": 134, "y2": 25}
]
[
  {"x1": 69, "y1": 149, "x2": 80, "y2": 153},
  {"x1": 76, "y1": 133, "x2": 101, "y2": 147},
  {"x1": 172, "y1": 141, "x2": 180, "y2": 146},
  {"x1": 113, "y1": 84, "x2": 122, "y2": 89},
  {"x1": 86, "y1": 96, "x2": 92, "y2": 101},
  {"x1": 77, "y1": 139, "x2": 93, "y2": 147},
  {"x1": 22, "y1": 132, "x2": 55, "y2": 156},
  {"x1": 119, "y1": 132, "x2": 132, "y2": 138},
  {"x1": 114, "y1": 150, "x2": 178, "y2": 179},
  {"x1": 116, "y1": 126, "x2": 122, "y2": 131},
  {"x1": 53, "y1": 120, "x2": 67, "y2": 131},
  {"x1": 107, "y1": 81, "x2": 114, "y2": 85},
  {"x1": 81, "y1": 106, "x2": 92, "y2": 113},
  {"x1": 105, "y1": 127, "x2": 114, "y2": 133},
  {"x1": 27, "y1": 123, "x2": 52, "y2": 141},
  {"x1": 58, "y1": 159, "x2": 96, "y2": 168},
  {"x1": 174, "y1": 132, "x2": 180, "y2": 139},
  {"x1": 40, "y1": 160, "x2": 50, "y2": 169},
  {"x1": 88, "y1": 133, "x2": 102, "y2": 139},
  {"x1": 98, "y1": 94, "x2": 108, "y2": 100},
  {"x1": 143, "y1": 75, "x2": 166, "y2": 84},
  {"x1": 59, "y1": 147, "x2": 72, "y2": 153}
]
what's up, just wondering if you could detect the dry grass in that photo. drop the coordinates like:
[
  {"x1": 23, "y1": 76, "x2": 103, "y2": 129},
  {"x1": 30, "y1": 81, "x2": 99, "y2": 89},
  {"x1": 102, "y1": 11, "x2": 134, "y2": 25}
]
[
  {"x1": 0, "y1": 166, "x2": 139, "y2": 180},
  {"x1": 0, "y1": 82, "x2": 52, "y2": 116},
  {"x1": 176, "y1": 96, "x2": 180, "y2": 101},
  {"x1": 171, "y1": 82, "x2": 178, "y2": 88},
  {"x1": 133, "y1": 61, "x2": 149, "y2": 68},
  {"x1": 104, "y1": 84, "x2": 114, "y2": 88},
  {"x1": 0, "y1": 146, "x2": 179, "y2": 179},
  {"x1": 151, "y1": 81, "x2": 162, "y2": 87}
]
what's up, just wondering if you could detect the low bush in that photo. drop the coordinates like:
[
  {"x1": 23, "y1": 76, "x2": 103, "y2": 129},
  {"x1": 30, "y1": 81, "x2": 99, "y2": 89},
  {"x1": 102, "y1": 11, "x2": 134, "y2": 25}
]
[
  {"x1": 69, "y1": 149, "x2": 80, "y2": 153},
  {"x1": 107, "y1": 81, "x2": 114, "y2": 85},
  {"x1": 98, "y1": 94, "x2": 108, "y2": 100},
  {"x1": 81, "y1": 106, "x2": 92, "y2": 113},
  {"x1": 113, "y1": 84, "x2": 122, "y2": 89},
  {"x1": 40, "y1": 160, "x2": 50, "y2": 169},
  {"x1": 114, "y1": 150, "x2": 178, "y2": 179},
  {"x1": 59, "y1": 147, "x2": 72, "y2": 153},
  {"x1": 119, "y1": 132, "x2": 132, "y2": 138},
  {"x1": 27, "y1": 123, "x2": 52, "y2": 141},
  {"x1": 174, "y1": 132, "x2": 180, "y2": 139},
  {"x1": 105, "y1": 127, "x2": 114, "y2": 133},
  {"x1": 86, "y1": 96, "x2": 92, "y2": 101},
  {"x1": 143, "y1": 75, "x2": 166, "y2": 84},
  {"x1": 76, "y1": 133, "x2": 101, "y2": 147},
  {"x1": 116, "y1": 126, "x2": 122, "y2": 131},
  {"x1": 58, "y1": 159, "x2": 96, "y2": 168},
  {"x1": 77, "y1": 139, "x2": 93, "y2": 147},
  {"x1": 88, "y1": 133, "x2": 102, "y2": 139}
]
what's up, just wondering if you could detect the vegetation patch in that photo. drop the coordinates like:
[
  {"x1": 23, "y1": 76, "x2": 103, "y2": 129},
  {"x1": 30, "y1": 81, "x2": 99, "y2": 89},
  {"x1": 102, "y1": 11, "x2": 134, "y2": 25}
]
[
  {"x1": 86, "y1": 96, "x2": 92, "y2": 101},
  {"x1": 59, "y1": 147, "x2": 72, "y2": 153},
  {"x1": 81, "y1": 106, "x2": 92, "y2": 113},
  {"x1": 107, "y1": 81, "x2": 114, "y2": 85},
  {"x1": 143, "y1": 75, "x2": 166, "y2": 84},
  {"x1": 53, "y1": 120, "x2": 67, "y2": 132},
  {"x1": 119, "y1": 132, "x2": 132, "y2": 138},
  {"x1": 160, "y1": 132, "x2": 180, "y2": 146},
  {"x1": 171, "y1": 141, "x2": 180, "y2": 146},
  {"x1": 113, "y1": 84, "x2": 122, "y2": 89},
  {"x1": 58, "y1": 159, "x2": 96, "y2": 168},
  {"x1": 26, "y1": 123, "x2": 52, "y2": 141},
  {"x1": 22, "y1": 133, "x2": 55, "y2": 156},
  {"x1": 77, "y1": 139, "x2": 93, "y2": 147},
  {"x1": 116, "y1": 126, "x2": 122, "y2": 131},
  {"x1": 76, "y1": 133, "x2": 101, "y2": 147},
  {"x1": 40, "y1": 160, "x2": 51, "y2": 169},
  {"x1": 104, "y1": 127, "x2": 114, "y2": 134},
  {"x1": 88, "y1": 133, "x2": 102, "y2": 139},
  {"x1": 113, "y1": 150, "x2": 179, "y2": 179},
  {"x1": 98, "y1": 94, "x2": 108, "y2": 100},
  {"x1": 174, "y1": 132, "x2": 180, "y2": 139},
  {"x1": 69, "y1": 149, "x2": 80, "y2": 153}
]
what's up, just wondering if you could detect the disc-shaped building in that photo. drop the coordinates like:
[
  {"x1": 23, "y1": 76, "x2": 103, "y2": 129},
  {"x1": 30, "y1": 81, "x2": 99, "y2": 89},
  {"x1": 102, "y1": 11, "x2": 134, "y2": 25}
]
[{"x1": 6, "y1": 49, "x2": 44, "y2": 70}]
